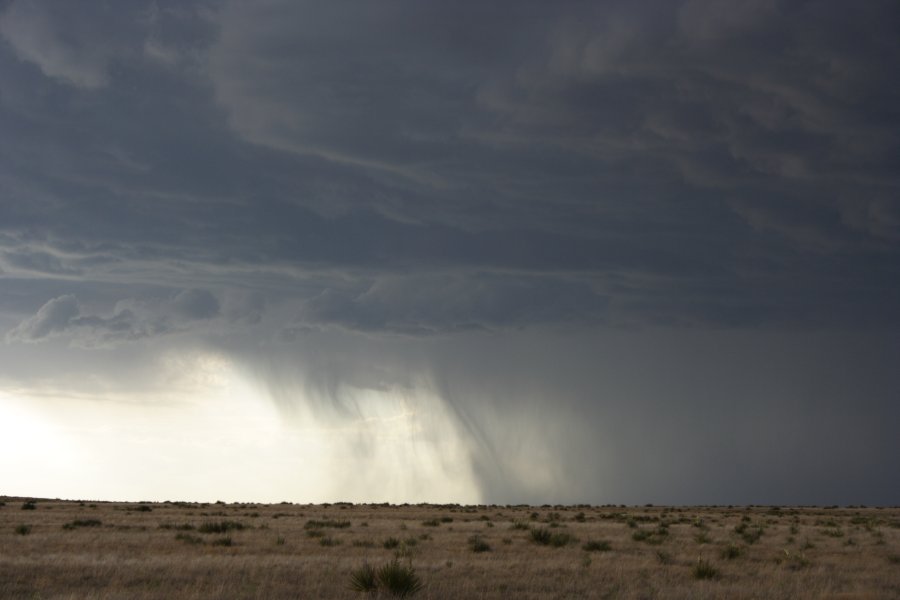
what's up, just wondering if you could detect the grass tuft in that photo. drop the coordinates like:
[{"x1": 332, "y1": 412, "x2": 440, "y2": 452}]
[
  {"x1": 693, "y1": 557, "x2": 719, "y2": 580},
  {"x1": 582, "y1": 540, "x2": 612, "y2": 552},
  {"x1": 720, "y1": 543, "x2": 744, "y2": 560}
]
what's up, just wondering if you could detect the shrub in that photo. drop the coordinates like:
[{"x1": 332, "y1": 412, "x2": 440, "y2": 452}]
[
  {"x1": 468, "y1": 536, "x2": 491, "y2": 553},
  {"x1": 510, "y1": 520, "x2": 529, "y2": 530},
  {"x1": 305, "y1": 519, "x2": 351, "y2": 529},
  {"x1": 720, "y1": 544, "x2": 744, "y2": 560},
  {"x1": 15, "y1": 524, "x2": 32, "y2": 535},
  {"x1": 693, "y1": 558, "x2": 719, "y2": 580},
  {"x1": 421, "y1": 519, "x2": 439, "y2": 527},
  {"x1": 582, "y1": 540, "x2": 611, "y2": 552},
  {"x1": 198, "y1": 521, "x2": 245, "y2": 534},
  {"x1": 383, "y1": 537, "x2": 401, "y2": 549},
  {"x1": 21, "y1": 501, "x2": 36, "y2": 511},
  {"x1": 158, "y1": 523, "x2": 195, "y2": 531},
  {"x1": 211, "y1": 537, "x2": 233, "y2": 547},
  {"x1": 62, "y1": 519, "x2": 102, "y2": 530},
  {"x1": 319, "y1": 536, "x2": 340, "y2": 547},
  {"x1": 741, "y1": 527, "x2": 763, "y2": 545},
  {"x1": 524, "y1": 526, "x2": 576, "y2": 547},
  {"x1": 377, "y1": 560, "x2": 423, "y2": 598},
  {"x1": 348, "y1": 563, "x2": 378, "y2": 593},
  {"x1": 530, "y1": 527, "x2": 552, "y2": 545}
]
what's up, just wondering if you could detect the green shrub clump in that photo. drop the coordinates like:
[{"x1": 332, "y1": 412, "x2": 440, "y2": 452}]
[{"x1": 350, "y1": 560, "x2": 423, "y2": 597}]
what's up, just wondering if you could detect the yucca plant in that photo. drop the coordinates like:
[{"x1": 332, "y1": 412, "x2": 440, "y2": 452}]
[
  {"x1": 348, "y1": 563, "x2": 378, "y2": 594},
  {"x1": 376, "y1": 560, "x2": 423, "y2": 598}
]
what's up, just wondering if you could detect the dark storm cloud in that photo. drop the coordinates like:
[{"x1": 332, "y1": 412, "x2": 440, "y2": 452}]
[
  {"x1": 1, "y1": 0, "x2": 899, "y2": 503},
  {"x1": 293, "y1": 273, "x2": 607, "y2": 335},
  {"x1": 0, "y1": 0, "x2": 896, "y2": 334}
]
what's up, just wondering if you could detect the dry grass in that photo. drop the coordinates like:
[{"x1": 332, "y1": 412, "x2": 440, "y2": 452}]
[{"x1": 1, "y1": 497, "x2": 898, "y2": 599}]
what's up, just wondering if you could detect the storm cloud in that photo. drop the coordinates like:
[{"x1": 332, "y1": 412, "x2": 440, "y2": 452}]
[{"x1": 0, "y1": 0, "x2": 898, "y2": 504}]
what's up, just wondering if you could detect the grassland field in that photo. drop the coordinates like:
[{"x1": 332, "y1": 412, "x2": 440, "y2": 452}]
[{"x1": 1, "y1": 496, "x2": 898, "y2": 599}]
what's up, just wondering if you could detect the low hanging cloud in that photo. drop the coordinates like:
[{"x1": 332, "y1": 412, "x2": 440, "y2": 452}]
[
  {"x1": 6, "y1": 289, "x2": 223, "y2": 346},
  {"x1": 293, "y1": 273, "x2": 607, "y2": 335}
]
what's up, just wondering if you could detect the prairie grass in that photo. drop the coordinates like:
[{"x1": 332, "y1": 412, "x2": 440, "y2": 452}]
[{"x1": 1, "y1": 497, "x2": 898, "y2": 599}]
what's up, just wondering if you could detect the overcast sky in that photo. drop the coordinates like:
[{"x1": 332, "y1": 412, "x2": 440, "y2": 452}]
[{"x1": 1, "y1": 0, "x2": 898, "y2": 505}]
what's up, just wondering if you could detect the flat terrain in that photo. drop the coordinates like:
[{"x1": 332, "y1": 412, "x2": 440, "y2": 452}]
[{"x1": 1, "y1": 497, "x2": 898, "y2": 599}]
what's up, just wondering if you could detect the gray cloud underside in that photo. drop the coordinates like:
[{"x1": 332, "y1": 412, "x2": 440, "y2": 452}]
[{"x1": 0, "y1": 0, "x2": 898, "y2": 336}]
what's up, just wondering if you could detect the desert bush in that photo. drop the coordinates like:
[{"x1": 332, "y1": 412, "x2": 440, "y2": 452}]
[
  {"x1": 377, "y1": 560, "x2": 423, "y2": 597},
  {"x1": 319, "y1": 536, "x2": 340, "y2": 547},
  {"x1": 158, "y1": 523, "x2": 195, "y2": 531},
  {"x1": 720, "y1": 544, "x2": 744, "y2": 559},
  {"x1": 21, "y1": 501, "x2": 36, "y2": 511},
  {"x1": 510, "y1": 520, "x2": 529, "y2": 530},
  {"x1": 211, "y1": 537, "x2": 233, "y2": 546},
  {"x1": 693, "y1": 558, "x2": 719, "y2": 580},
  {"x1": 421, "y1": 519, "x2": 439, "y2": 527},
  {"x1": 349, "y1": 560, "x2": 423, "y2": 597},
  {"x1": 62, "y1": 519, "x2": 102, "y2": 530},
  {"x1": 468, "y1": 536, "x2": 491, "y2": 553},
  {"x1": 631, "y1": 527, "x2": 666, "y2": 545},
  {"x1": 15, "y1": 524, "x2": 32, "y2": 535},
  {"x1": 352, "y1": 539, "x2": 376, "y2": 548},
  {"x1": 741, "y1": 527, "x2": 763, "y2": 544},
  {"x1": 530, "y1": 527, "x2": 552, "y2": 544},
  {"x1": 304, "y1": 519, "x2": 350, "y2": 529},
  {"x1": 348, "y1": 563, "x2": 378, "y2": 593},
  {"x1": 198, "y1": 521, "x2": 245, "y2": 534},
  {"x1": 582, "y1": 540, "x2": 611, "y2": 552},
  {"x1": 383, "y1": 537, "x2": 401, "y2": 549}
]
